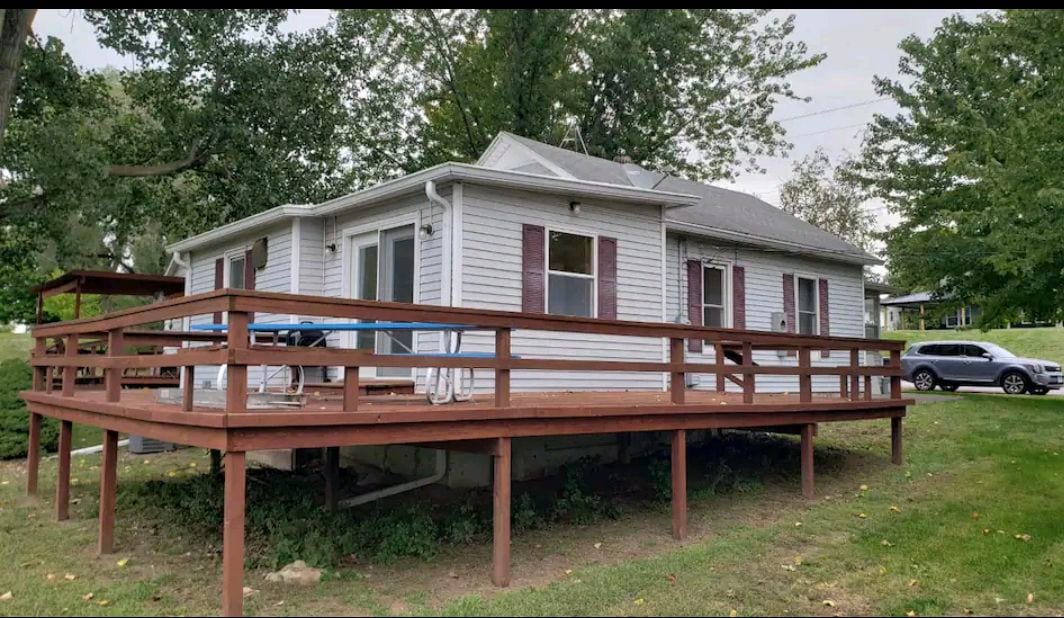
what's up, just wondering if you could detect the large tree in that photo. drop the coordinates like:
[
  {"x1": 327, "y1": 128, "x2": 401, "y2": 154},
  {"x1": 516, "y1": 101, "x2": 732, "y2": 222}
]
[
  {"x1": 858, "y1": 10, "x2": 1064, "y2": 326},
  {"x1": 779, "y1": 148, "x2": 874, "y2": 252},
  {"x1": 340, "y1": 9, "x2": 823, "y2": 181}
]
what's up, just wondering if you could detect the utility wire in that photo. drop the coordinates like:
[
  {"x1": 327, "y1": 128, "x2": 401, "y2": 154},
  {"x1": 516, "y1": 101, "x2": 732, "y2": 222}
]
[{"x1": 777, "y1": 98, "x2": 890, "y2": 124}]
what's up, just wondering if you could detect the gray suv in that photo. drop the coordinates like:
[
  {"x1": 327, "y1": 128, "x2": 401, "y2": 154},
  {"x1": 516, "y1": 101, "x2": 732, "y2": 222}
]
[{"x1": 902, "y1": 341, "x2": 1062, "y2": 395}]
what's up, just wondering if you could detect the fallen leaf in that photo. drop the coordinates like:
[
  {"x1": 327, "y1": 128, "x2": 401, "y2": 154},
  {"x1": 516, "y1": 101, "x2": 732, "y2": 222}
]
[
  {"x1": 859, "y1": 484, "x2": 869, "y2": 491},
  {"x1": 82, "y1": 593, "x2": 94, "y2": 601},
  {"x1": 634, "y1": 598, "x2": 645, "y2": 605},
  {"x1": 665, "y1": 574, "x2": 677, "y2": 584},
  {"x1": 243, "y1": 587, "x2": 257, "y2": 597},
  {"x1": 564, "y1": 569, "x2": 572, "y2": 576},
  {"x1": 1015, "y1": 534, "x2": 1032, "y2": 542},
  {"x1": 794, "y1": 521, "x2": 802, "y2": 527},
  {"x1": 880, "y1": 539, "x2": 893, "y2": 547},
  {"x1": 822, "y1": 600, "x2": 836, "y2": 607},
  {"x1": 46, "y1": 573, "x2": 56, "y2": 581},
  {"x1": 890, "y1": 505, "x2": 901, "y2": 513},
  {"x1": 971, "y1": 511, "x2": 980, "y2": 519},
  {"x1": 858, "y1": 513, "x2": 868, "y2": 519},
  {"x1": 0, "y1": 592, "x2": 12, "y2": 601},
  {"x1": 908, "y1": 579, "x2": 919, "y2": 588},
  {"x1": 906, "y1": 611, "x2": 916, "y2": 617},
  {"x1": 729, "y1": 611, "x2": 738, "y2": 618},
  {"x1": 64, "y1": 573, "x2": 76, "y2": 581},
  {"x1": 97, "y1": 600, "x2": 110, "y2": 607},
  {"x1": 1027, "y1": 593, "x2": 1034, "y2": 604},
  {"x1": 116, "y1": 558, "x2": 130, "y2": 567},
  {"x1": 593, "y1": 542, "x2": 602, "y2": 550}
]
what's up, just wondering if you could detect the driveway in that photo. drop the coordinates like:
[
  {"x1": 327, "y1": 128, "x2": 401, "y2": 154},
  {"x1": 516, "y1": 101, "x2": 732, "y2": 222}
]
[{"x1": 902, "y1": 380, "x2": 1064, "y2": 397}]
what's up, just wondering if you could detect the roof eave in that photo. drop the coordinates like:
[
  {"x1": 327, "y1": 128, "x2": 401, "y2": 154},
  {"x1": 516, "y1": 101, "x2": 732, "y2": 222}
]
[{"x1": 666, "y1": 220, "x2": 881, "y2": 266}]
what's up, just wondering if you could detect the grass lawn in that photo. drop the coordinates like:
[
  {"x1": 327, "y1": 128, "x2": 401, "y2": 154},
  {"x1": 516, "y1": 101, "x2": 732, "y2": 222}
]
[
  {"x1": 0, "y1": 331, "x2": 32, "y2": 363},
  {"x1": 1, "y1": 394, "x2": 1062, "y2": 616},
  {"x1": 883, "y1": 327, "x2": 1064, "y2": 367}
]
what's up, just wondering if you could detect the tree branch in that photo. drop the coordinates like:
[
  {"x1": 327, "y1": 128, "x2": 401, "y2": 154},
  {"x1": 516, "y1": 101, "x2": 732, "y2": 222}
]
[{"x1": 105, "y1": 143, "x2": 206, "y2": 178}]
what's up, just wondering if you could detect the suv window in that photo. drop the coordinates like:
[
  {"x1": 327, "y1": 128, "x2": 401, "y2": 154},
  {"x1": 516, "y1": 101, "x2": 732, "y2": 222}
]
[
  {"x1": 923, "y1": 344, "x2": 960, "y2": 356},
  {"x1": 964, "y1": 344, "x2": 987, "y2": 358}
]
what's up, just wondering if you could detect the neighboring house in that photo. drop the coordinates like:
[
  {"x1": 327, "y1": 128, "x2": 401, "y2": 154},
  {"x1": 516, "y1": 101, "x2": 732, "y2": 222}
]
[
  {"x1": 165, "y1": 132, "x2": 880, "y2": 484},
  {"x1": 881, "y1": 292, "x2": 979, "y2": 331}
]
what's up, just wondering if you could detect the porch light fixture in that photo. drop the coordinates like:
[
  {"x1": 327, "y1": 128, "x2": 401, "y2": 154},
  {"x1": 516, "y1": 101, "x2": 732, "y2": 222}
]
[
  {"x1": 569, "y1": 201, "x2": 582, "y2": 214},
  {"x1": 419, "y1": 223, "x2": 434, "y2": 239}
]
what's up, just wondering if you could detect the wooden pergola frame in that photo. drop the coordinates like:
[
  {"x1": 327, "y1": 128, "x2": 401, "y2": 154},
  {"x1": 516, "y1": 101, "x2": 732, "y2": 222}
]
[
  {"x1": 22, "y1": 288, "x2": 910, "y2": 616},
  {"x1": 31, "y1": 269, "x2": 185, "y2": 324}
]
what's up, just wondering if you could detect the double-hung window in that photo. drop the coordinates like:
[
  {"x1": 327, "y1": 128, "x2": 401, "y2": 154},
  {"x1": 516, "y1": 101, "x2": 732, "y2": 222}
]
[
  {"x1": 547, "y1": 231, "x2": 595, "y2": 317},
  {"x1": 797, "y1": 276, "x2": 818, "y2": 335},
  {"x1": 702, "y1": 265, "x2": 727, "y2": 328}
]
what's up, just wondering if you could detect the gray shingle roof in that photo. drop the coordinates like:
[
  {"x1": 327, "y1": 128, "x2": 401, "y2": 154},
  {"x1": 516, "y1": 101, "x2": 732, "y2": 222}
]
[{"x1": 502, "y1": 132, "x2": 877, "y2": 264}]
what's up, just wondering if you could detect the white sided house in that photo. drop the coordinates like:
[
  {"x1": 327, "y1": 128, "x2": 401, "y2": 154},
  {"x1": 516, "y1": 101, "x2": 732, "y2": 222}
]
[{"x1": 166, "y1": 132, "x2": 879, "y2": 485}]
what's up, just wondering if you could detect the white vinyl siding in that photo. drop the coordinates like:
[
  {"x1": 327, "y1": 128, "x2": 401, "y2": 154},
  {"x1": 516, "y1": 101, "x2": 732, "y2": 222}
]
[
  {"x1": 459, "y1": 184, "x2": 665, "y2": 391},
  {"x1": 666, "y1": 233, "x2": 864, "y2": 393}
]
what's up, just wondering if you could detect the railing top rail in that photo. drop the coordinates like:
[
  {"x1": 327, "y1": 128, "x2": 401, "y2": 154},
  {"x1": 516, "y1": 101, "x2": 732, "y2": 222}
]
[{"x1": 32, "y1": 288, "x2": 906, "y2": 351}]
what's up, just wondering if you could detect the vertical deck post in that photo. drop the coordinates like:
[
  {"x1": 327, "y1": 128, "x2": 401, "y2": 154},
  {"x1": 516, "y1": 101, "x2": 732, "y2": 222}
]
[
  {"x1": 26, "y1": 412, "x2": 41, "y2": 496},
  {"x1": 742, "y1": 342, "x2": 755, "y2": 404},
  {"x1": 839, "y1": 374, "x2": 848, "y2": 398},
  {"x1": 31, "y1": 337, "x2": 46, "y2": 391},
  {"x1": 671, "y1": 429, "x2": 688, "y2": 540},
  {"x1": 714, "y1": 343, "x2": 725, "y2": 392},
  {"x1": 850, "y1": 349, "x2": 860, "y2": 401},
  {"x1": 342, "y1": 366, "x2": 359, "y2": 412},
  {"x1": 800, "y1": 423, "x2": 815, "y2": 499},
  {"x1": 864, "y1": 375, "x2": 873, "y2": 401},
  {"x1": 891, "y1": 416, "x2": 903, "y2": 465},
  {"x1": 182, "y1": 365, "x2": 196, "y2": 411},
  {"x1": 495, "y1": 328, "x2": 511, "y2": 407},
  {"x1": 98, "y1": 429, "x2": 118, "y2": 554},
  {"x1": 798, "y1": 347, "x2": 812, "y2": 403},
  {"x1": 105, "y1": 328, "x2": 124, "y2": 403},
  {"x1": 669, "y1": 337, "x2": 685, "y2": 404},
  {"x1": 492, "y1": 437, "x2": 512, "y2": 587},
  {"x1": 222, "y1": 451, "x2": 247, "y2": 617},
  {"x1": 324, "y1": 446, "x2": 340, "y2": 512},
  {"x1": 889, "y1": 349, "x2": 902, "y2": 399},
  {"x1": 61, "y1": 334, "x2": 77, "y2": 397},
  {"x1": 56, "y1": 420, "x2": 72, "y2": 520},
  {"x1": 226, "y1": 311, "x2": 249, "y2": 413}
]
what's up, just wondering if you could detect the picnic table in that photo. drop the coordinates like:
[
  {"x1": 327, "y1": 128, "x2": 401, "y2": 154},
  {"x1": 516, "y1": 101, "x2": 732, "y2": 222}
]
[{"x1": 191, "y1": 321, "x2": 489, "y2": 404}]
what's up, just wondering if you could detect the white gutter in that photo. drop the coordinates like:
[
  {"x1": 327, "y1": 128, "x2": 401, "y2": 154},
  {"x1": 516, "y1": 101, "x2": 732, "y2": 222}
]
[
  {"x1": 425, "y1": 180, "x2": 455, "y2": 307},
  {"x1": 665, "y1": 220, "x2": 881, "y2": 266}
]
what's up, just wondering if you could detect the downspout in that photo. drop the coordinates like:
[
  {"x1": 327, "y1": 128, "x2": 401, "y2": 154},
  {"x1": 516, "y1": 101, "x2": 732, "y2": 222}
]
[{"x1": 339, "y1": 181, "x2": 453, "y2": 509}]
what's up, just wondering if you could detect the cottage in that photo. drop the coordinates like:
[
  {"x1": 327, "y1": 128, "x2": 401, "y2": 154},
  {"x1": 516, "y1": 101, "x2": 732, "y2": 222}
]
[{"x1": 159, "y1": 132, "x2": 882, "y2": 484}]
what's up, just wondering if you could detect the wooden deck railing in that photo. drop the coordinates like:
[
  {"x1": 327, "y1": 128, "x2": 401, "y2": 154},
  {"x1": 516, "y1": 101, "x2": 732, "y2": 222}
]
[{"x1": 29, "y1": 288, "x2": 906, "y2": 410}]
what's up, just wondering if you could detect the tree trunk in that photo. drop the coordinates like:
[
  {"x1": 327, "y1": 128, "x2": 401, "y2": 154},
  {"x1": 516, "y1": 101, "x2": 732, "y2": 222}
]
[{"x1": 0, "y1": 9, "x2": 38, "y2": 157}]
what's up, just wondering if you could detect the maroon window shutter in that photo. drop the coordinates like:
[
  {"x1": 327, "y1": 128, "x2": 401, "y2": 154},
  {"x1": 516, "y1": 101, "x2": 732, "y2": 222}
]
[
  {"x1": 597, "y1": 236, "x2": 617, "y2": 320},
  {"x1": 782, "y1": 273, "x2": 796, "y2": 357},
  {"x1": 732, "y1": 265, "x2": 746, "y2": 330},
  {"x1": 213, "y1": 257, "x2": 224, "y2": 324},
  {"x1": 244, "y1": 248, "x2": 256, "y2": 322},
  {"x1": 819, "y1": 278, "x2": 830, "y2": 358},
  {"x1": 686, "y1": 259, "x2": 703, "y2": 353},
  {"x1": 522, "y1": 224, "x2": 546, "y2": 313}
]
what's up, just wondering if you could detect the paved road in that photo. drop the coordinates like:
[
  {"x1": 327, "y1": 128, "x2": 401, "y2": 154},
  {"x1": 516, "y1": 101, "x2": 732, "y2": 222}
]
[{"x1": 902, "y1": 381, "x2": 1064, "y2": 397}]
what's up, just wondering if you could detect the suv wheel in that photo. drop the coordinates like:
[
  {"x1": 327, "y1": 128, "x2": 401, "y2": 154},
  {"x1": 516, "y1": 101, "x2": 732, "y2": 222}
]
[
  {"x1": 1001, "y1": 371, "x2": 1028, "y2": 395},
  {"x1": 912, "y1": 369, "x2": 936, "y2": 392}
]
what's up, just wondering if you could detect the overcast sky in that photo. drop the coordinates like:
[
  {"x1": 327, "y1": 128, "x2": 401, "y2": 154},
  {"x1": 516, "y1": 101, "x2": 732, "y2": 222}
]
[{"x1": 35, "y1": 9, "x2": 988, "y2": 234}]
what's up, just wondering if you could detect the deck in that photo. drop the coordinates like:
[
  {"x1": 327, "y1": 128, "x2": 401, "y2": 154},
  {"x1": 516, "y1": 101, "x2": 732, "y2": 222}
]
[{"x1": 20, "y1": 289, "x2": 911, "y2": 616}]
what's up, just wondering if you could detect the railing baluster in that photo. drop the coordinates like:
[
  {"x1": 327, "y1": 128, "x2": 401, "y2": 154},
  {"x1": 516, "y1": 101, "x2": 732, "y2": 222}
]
[
  {"x1": 105, "y1": 328, "x2": 124, "y2": 403},
  {"x1": 889, "y1": 349, "x2": 902, "y2": 399},
  {"x1": 61, "y1": 334, "x2": 77, "y2": 397},
  {"x1": 226, "y1": 311, "x2": 249, "y2": 413},
  {"x1": 849, "y1": 349, "x2": 860, "y2": 402},
  {"x1": 714, "y1": 343, "x2": 725, "y2": 392},
  {"x1": 742, "y1": 342, "x2": 755, "y2": 404},
  {"x1": 32, "y1": 337, "x2": 46, "y2": 391},
  {"x1": 669, "y1": 337, "x2": 685, "y2": 404},
  {"x1": 864, "y1": 375, "x2": 873, "y2": 401},
  {"x1": 495, "y1": 328, "x2": 511, "y2": 407},
  {"x1": 182, "y1": 365, "x2": 196, "y2": 411},
  {"x1": 343, "y1": 366, "x2": 359, "y2": 412},
  {"x1": 799, "y1": 347, "x2": 812, "y2": 402}
]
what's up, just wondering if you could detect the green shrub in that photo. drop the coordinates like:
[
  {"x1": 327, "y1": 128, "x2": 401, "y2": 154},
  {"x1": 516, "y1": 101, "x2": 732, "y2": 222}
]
[{"x1": 0, "y1": 359, "x2": 58, "y2": 459}]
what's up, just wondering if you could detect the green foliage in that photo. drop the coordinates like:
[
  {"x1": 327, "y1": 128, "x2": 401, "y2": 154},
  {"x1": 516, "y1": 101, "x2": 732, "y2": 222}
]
[
  {"x1": 340, "y1": 9, "x2": 823, "y2": 181},
  {"x1": 552, "y1": 457, "x2": 621, "y2": 524},
  {"x1": 779, "y1": 148, "x2": 875, "y2": 252},
  {"x1": 857, "y1": 10, "x2": 1064, "y2": 325},
  {"x1": 0, "y1": 359, "x2": 58, "y2": 459}
]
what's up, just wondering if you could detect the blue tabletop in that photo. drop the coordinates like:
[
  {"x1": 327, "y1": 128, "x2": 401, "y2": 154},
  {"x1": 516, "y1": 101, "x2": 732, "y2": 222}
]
[{"x1": 191, "y1": 321, "x2": 477, "y2": 333}]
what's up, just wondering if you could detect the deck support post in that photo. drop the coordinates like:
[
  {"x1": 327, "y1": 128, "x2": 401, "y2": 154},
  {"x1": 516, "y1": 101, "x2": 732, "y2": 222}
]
[
  {"x1": 864, "y1": 375, "x2": 873, "y2": 401},
  {"x1": 850, "y1": 349, "x2": 860, "y2": 401},
  {"x1": 26, "y1": 412, "x2": 41, "y2": 495},
  {"x1": 742, "y1": 342, "x2": 755, "y2": 404},
  {"x1": 182, "y1": 365, "x2": 196, "y2": 411},
  {"x1": 491, "y1": 437, "x2": 512, "y2": 588},
  {"x1": 669, "y1": 338, "x2": 685, "y2": 404},
  {"x1": 61, "y1": 333, "x2": 77, "y2": 397},
  {"x1": 839, "y1": 374, "x2": 848, "y2": 398},
  {"x1": 56, "y1": 420, "x2": 72, "y2": 520},
  {"x1": 98, "y1": 429, "x2": 118, "y2": 554},
  {"x1": 222, "y1": 451, "x2": 246, "y2": 617},
  {"x1": 105, "y1": 328, "x2": 124, "y2": 403},
  {"x1": 226, "y1": 311, "x2": 249, "y2": 413},
  {"x1": 800, "y1": 423, "x2": 815, "y2": 499},
  {"x1": 891, "y1": 417, "x2": 903, "y2": 465},
  {"x1": 342, "y1": 366, "x2": 359, "y2": 412},
  {"x1": 495, "y1": 329, "x2": 511, "y2": 407},
  {"x1": 671, "y1": 429, "x2": 688, "y2": 540},
  {"x1": 798, "y1": 348, "x2": 812, "y2": 403},
  {"x1": 324, "y1": 446, "x2": 340, "y2": 512}
]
